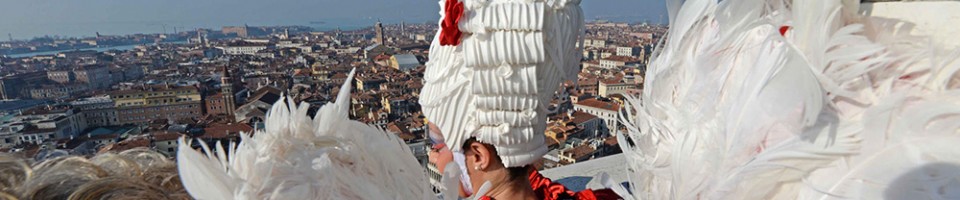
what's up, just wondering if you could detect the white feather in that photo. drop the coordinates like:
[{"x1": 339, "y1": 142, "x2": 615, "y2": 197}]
[
  {"x1": 618, "y1": 0, "x2": 960, "y2": 199},
  {"x1": 177, "y1": 68, "x2": 433, "y2": 199},
  {"x1": 177, "y1": 137, "x2": 237, "y2": 200}
]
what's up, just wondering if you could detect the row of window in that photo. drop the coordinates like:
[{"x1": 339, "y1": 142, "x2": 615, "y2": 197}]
[
  {"x1": 116, "y1": 91, "x2": 195, "y2": 99},
  {"x1": 86, "y1": 112, "x2": 116, "y2": 117},
  {"x1": 146, "y1": 98, "x2": 194, "y2": 104},
  {"x1": 119, "y1": 105, "x2": 198, "y2": 114},
  {"x1": 34, "y1": 87, "x2": 83, "y2": 92},
  {"x1": 120, "y1": 102, "x2": 146, "y2": 106},
  {"x1": 20, "y1": 134, "x2": 54, "y2": 143},
  {"x1": 603, "y1": 85, "x2": 633, "y2": 89},
  {"x1": 124, "y1": 111, "x2": 199, "y2": 121},
  {"x1": 576, "y1": 108, "x2": 617, "y2": 119}
]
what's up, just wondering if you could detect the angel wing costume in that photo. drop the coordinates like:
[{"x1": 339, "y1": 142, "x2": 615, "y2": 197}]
[
  {"x1": 176, "y1": 69, "x2": 432, "y2": 200},
  {"x1": 617, "y1": 0, "x2": 960, "y2": 199},
  {"x1": 175, "y1": 0, "x2": 960, "y2": 199},
  {"x1": 175, "y1": 0, "x2": 586, "y2": 199}
]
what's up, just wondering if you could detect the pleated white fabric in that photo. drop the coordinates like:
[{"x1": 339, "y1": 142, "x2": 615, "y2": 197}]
[{"x1": 420, "y1": 0, "x2": 584, "y2": 167}]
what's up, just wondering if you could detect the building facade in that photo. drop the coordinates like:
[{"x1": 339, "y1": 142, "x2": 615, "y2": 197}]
[
  {"x1": 585, "y1": 39, "x2": 608, "y2": 48},
  {"x1": 204, "y1": 93, "x2": 229, "y2": 116},
  {"x1": 390, "y1": 54, "x2": 420, "y2": 71},
  {"x1": 47, "y1": 70, "x2": 75, "y2": 83},
  {"x1": 151, "y1": 131, "x2": 183, "y2": 156},
  {"x1": 0, "y1": 72, "x2": 48, "y2": 100},
  {"x1": 598, "y1": 80, "x2": 636, "y2": 98},
  {"x1": 46, "y1": 65, "x2": 112, "y2": 89},
  {"x1": 573, "y1": 99, "x2": 620, "y2": 134},
  {"x1": 616, "y1": 46, "x2": 640, "y2": 57},
  {"x1": 222, "y1": 26, "x2": 249, "y2": 38},
  {"x1": 74, "y1": 65, "x2": 112, "y2": 89},
  {"x1": 110, "y1": 85, "x2": 203, "y2": 125},
  {"x1": 30, "y1": 84, "x2": 89, "y2": 100},
  {"x1": 0, "y1": 129, "x2": 19, "y2": 148},
  {"x1": 219, "y1": 41, "x2": 269, "y2": 55},
  {"x1": 70, "y1": 96, "x2": 119, "y2": 127},
  {"x1": 599, "y1": 56, "x2": 642, "y2": 69},
  {"x1": 0, "y1": 107, "x2": 87, "y2": 145}
]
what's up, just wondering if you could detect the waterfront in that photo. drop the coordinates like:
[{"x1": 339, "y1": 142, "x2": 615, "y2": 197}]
[
  {"x1": 5, "y1": 44, "x2": 139, "y2": 58},
  {"x1": 0, "y1": 21, "x2": 370, "y2": 58},
  {"x1": 4, "y1": 41, "x2": 186, "y2": 58}
]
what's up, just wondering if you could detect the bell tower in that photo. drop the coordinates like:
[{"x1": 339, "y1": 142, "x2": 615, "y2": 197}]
[
  {"x1": 375, "y1": 19, "x2": 385, "y2": 45},
  {"x1": 221, "y1": 66, "x2": 236, "y2": 117}
]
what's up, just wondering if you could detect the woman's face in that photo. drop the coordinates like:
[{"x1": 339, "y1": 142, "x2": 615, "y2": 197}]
[{"x1": 426, "y1": 123, "x2": 469, "y2": 197}]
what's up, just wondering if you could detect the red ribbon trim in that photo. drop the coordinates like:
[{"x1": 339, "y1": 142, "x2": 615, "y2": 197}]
[{"x1": 439, "y1": 0, "x2": 464, "y2": 46}]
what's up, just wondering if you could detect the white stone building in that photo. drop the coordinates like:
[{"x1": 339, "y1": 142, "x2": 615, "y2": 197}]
[{"x1": 573, "y1": 99, "x2": 620, "y2": 133}]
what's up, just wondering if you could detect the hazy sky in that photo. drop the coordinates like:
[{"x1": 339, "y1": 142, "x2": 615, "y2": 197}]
[{"x1": 0, "y1": 0, "x2": 666, "y2": 39}]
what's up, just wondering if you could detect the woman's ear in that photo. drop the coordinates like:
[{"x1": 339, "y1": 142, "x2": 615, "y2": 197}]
[{"x1": 467, "y1": 142, "x2": 493, "y2": 171}]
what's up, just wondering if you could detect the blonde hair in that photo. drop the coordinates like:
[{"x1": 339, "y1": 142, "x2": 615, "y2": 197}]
[
  {"x1": 2, "y1": 147, "x2": 188, "y2": 200},
  {"x1": 0, "y1": 155, "x2": 30, "y2": 199},
  {"x1": 0, "y1": 191, "x2": 17, "y2": 200}
]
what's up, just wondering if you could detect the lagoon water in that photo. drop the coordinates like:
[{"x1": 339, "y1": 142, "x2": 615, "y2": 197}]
[
  {"x1": 4, "y1": 40, "x2": 195, "y2": 58},
  {"x1": 6, "y1": 44, "x2": 141, "y2": 58},
  {"x1": 1, "y1": 19, "x2": 377, "y2": 42},
  {"x1": 1, "y1": 20, "x2": 373, "y2": 58}
]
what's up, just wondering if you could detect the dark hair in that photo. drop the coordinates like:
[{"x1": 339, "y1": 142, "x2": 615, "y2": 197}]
[
  {"x1": 461, "y1": 138, "x2": 532, "y2": 182},
  {"x1": 506, "y1": 166, "x2": 531, "y2": 182}
]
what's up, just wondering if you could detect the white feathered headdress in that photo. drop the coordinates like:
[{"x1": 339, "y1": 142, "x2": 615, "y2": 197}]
[
  {"x1": 176, "y1": 69, "x2": 433, "y2": 200},
  {"x1": 420, "y1": 0, "x2": 586, "y2": 168}
]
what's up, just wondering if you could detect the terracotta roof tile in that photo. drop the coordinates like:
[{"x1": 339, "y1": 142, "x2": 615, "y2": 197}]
[
  {"x1": 152, "y1": 131, "x2": 184, "y2": 141},
  {"x1": 202, "y1": 123, "x2": 253, "y2": 139},
  {"x1": 563, "y1": 145, "x2": 596, "y2": 160},
  {"x1": 602, "y1": 55, "x2": 640, "y2": 62},
  {"x1": 570, "y1": 111, "x2": 598, "y2": 124},
  {"x1": 576, "y1": 99, "x2": 620, "y2": 111},
  {"x1": 100, "y1": 138, "x2": 151, "y2": 153}
]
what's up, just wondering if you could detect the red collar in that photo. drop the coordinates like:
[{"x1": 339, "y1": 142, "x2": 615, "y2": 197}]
[{"x1": 528, "y1": 170, "x2": 621, "y2": 200}]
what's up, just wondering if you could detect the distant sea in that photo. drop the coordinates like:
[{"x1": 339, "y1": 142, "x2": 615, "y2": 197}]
[
  {"x1": 0, "y1": 19, "x2": 387, "y2": 57},
  {"x1": 0, "y1": 19, "x2": 403, "y2": 42},
  {"x1": 5, "y1": 42, "x2": 187, "y2": 58},
  {"x1": 1, "y1": 17, "x2": 638, "y2": 42}
]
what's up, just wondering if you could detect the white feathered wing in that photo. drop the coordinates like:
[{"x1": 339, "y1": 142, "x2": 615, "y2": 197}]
[
  {"x1": 618, "y1": 0, "x2": 960, "y2": 199},
  {"x1": 177, "y1": 69, "x2": 433, "y2": 200}
]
